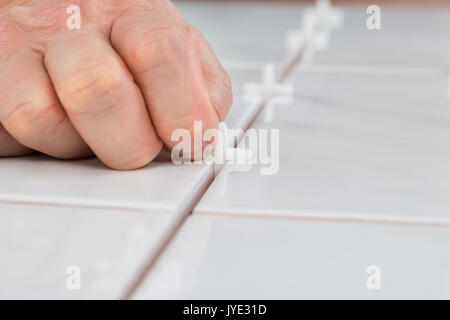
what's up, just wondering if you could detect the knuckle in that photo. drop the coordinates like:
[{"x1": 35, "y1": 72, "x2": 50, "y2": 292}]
[
  {"x1": 216, "y1": 70, "x2": 233, "y2": 112},
  {"x1": 5, "y1": 99, "x2": 61, "y2": 139},
  {"x1": 130, "y1": 26, "x2": 188, "y2": 70},
  {"x1": 59, "y1": 61, "x2": 128, "y2": 111},
  {"x1": 7, "y1": 120, "x2": 31, "y2": 141},
  {"x1": 217, "y1": 70, "x2": 233, "y2": 98},
  {"x1": 1, "y1": 2, "x2": 69, "y2": 43},
  {"x1": 184, "y1": 22, "x2": 202, "y2": 41}
]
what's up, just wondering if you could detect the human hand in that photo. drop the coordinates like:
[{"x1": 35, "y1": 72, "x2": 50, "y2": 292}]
[{"x1": 0, "y1": 0, "x2": 232, "y2": 169}]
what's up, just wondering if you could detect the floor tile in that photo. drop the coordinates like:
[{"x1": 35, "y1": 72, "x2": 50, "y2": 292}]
[
  {"x1": 227, "y1": 68, "x2": 267, "y2": 95},
  {"x1": 195, "y1": 72, "x2": 450, "y2": 224},
  {"x1": 0, "y1": 154, "x2": 211, "y2": 213},
  {"x1": 312, "y1": 5, "x2": 450, "y2": 68},
  {"x1": 134, "y1": 215, "x2": 450, "y2": 299},
  {"x1": 0, "y1": 204, "x2": 174, "y2": 299},
  {"x1": 175, "y1": 1, "x2": 306, "y2": 63}
]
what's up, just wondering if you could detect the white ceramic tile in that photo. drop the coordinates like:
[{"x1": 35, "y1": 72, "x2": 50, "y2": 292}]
[
  {"x1": 0, "y1": 154, "x2": 212, "y2": 213},
  {"x1": 0, "y1": 203, "x2": 175, "y2": 299},
  {"x1": 312, "y1": 5, "x2": 450, "y2": 68},
  {"x1": 175, "y1": 1, "x2": 306, "y2": 63},
  {"x1": 226, "y1": 68, "x2": 267, "y2": 95},
  {"x1": 134, "y1": 215, "x2": 450, "y2": 299},
  {"x1": 195, "y1": 72, "x2": 450, "y2": 224}
]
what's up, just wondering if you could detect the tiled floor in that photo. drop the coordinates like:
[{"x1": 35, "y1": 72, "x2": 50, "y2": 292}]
[
  {"x1": 1, "y1": 1, "x2": 449, "y2": 299},
  {"x1": 134, "y1": 2, "x2": 450, "y2": 300},
  {"x1": 176, "y1": 1, "x2": 308, "y2": 63},
  {"x1": 0, "y1": 154, "x2": 210, "y2": 213},
  {"x1": 312, "y1": 5, "x2": 450, "y2": 68},
  {"x1": 194, "y1": 72, "x2": 450, "y2": 224},
  {"x1": 133, "y1": 215, "x2": 450, "y2": 299},
  {"x1": 0, "y1": 204, "x2": 174, "y2": 299}
]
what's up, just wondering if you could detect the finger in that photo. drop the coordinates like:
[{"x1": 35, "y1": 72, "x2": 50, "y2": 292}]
[
  {"x1": 186, "y1": 24, "x2": 233, "y2": 121},
  {"x1": 0, "y1": 122, "x2": 31, "y2": 157},
  {"x1": 0, "y1": 49, "x2": 91, "y2": 159},
  {"x1": 45, "y1": 29, "x2": 163, "y2": 170},
  {"x1": 110, "y1": 4, "x2": 219, "y2": 154}
]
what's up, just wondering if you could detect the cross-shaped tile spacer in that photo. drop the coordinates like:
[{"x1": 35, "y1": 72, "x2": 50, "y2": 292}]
[
  {"x1": 315, "y1": 0, "x2": 343, "y2": 30},
  {"x1": 207, "y1": 122, "x2": 254, "y2": 178},
  {"x1": 243, "y1": 64, "x2": 294, "y2": 103}
]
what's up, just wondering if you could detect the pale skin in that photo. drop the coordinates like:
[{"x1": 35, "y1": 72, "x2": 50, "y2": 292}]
[{"x1": 0, "y1": 0, "x2": 232, "y2": 169}]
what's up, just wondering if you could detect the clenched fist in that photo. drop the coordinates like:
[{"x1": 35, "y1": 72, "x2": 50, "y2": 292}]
[{"x1": 0, "y1": 0, "x2": 232, "y2": 169}]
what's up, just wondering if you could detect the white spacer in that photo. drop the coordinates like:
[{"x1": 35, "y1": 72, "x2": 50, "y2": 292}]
[
  {"x1": 315, "y1": 0, "x2": 343, "y2": 29},
  {"x1": 286, "y1": 11, "x2": 317, "y2": 56},
  {"x1": 210, "y1": 122, "x2": 254, "y2": 177},
  {"x1": 243, "y1": 64, "x2": 294, "y2": 123},
  {"x1": 286, "y1": 0, "x2": 344, "y2": 65},
  {"x1": 225, "y1": 148, "x2": 253, "y2": 165},
  {"x1": 244, "y1": 64, "x2": 294, "y2": 102},
  {"x1": 216, "y1": 148, "x2": 254, "y2": 196}
]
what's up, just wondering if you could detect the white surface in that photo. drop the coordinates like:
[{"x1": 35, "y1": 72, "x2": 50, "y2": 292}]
[
  {"x1": 312, "y1": 5, "x2": 450, "y2": 68},
  {"x1": 0, "y1": 155, "x2": 211, "y2": 212},
  {"x1": 175, "y1": 1, "x2": 306, "y2": 63},
  {"x1": 134, "y1": 215, "x2": 450, "y2": 299},
  {"x1": 0, "y1": 204, "x2": 174, "y2": 299},
  {"x1": 195, "y1": 72, "x2": 450, "y2": 224},
  {"x1": 176, "y1": 2, "x2": 450, "y2": 69},
  {"x1": 227, "y1": 69, "x2": 265, "y2": 93}
]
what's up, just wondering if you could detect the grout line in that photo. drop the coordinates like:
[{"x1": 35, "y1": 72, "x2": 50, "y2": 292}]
[
  {"x1": 120, "y1": 166, "x2": 214, "y2": 300},
  {"x1": 223, "y1": 60, "x2": 446, "y2": 78},
  {"x1": 221, "y1": 60, "x2": 277, "y2": 70},
  {"x1": 195, "y1": 208, "x2": 450, "y2": 228},
  {"x1": 120, "y1": 211, "x2": 188, "y2": 300},
  {"x1": 121, "y1": 25, "x2": 314, "y2": 300},
  {"x1": 0, "y1": 193, "x2": 172, "y2": 213},
  {"x1": 293, "y1": 64, "x2": 447, "y2": 77}
]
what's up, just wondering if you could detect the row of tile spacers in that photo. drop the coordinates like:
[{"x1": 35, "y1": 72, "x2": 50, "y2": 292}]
[
  {"x1": 286, "y1": 0, "x2": 343, "y2": 65},
  {"x1": 208, "y1": 64, "x2": 291, "y2": 184},
  {"x1": 207, "y1": 1, "x2": 345, "y2": 186}
]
